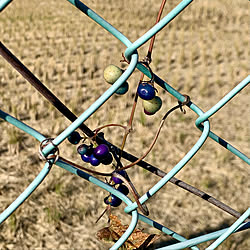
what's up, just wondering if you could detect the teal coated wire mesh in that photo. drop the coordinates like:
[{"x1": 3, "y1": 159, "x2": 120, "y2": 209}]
[{"x1": 0, "y1": 0, "x2": 249, "y2": 249}]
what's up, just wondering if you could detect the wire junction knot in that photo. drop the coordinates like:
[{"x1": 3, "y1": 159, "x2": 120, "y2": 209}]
[{"x1": 38, "y1": 138, "x2": 60, "y2": 165}]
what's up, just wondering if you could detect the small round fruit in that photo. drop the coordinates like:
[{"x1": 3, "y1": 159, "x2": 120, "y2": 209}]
[
  {"x1": 103, "y1": 64, "x2": 123, "y2": 84},
  {"x1": 104, "y1": 194, "x2": 122, "y2": 207},
  {"x1": 117, "y1": 184, "x2": 129, "y2": 195},
  {"x1": 143, "y1": 96, "x2": 162, "y2": 115},
  {"x1": 144, "y1": 109, "x2": 155, "y2": 116},
  {"x1": 67, "y1": 131, "x2": 81, "y2": 144},
  {"x1": 115, "y1": 81, "x2": 129, "y2": 95},
  {"x1": 112, "y1": 170, "x2": 127, "y2": 184},
  {"x1": 77, "y1": 144, "x2": 92, "y2": 155},
  {"x1": 100, "y1": 153, "x2": 113, "y2": 165},
  {"x1": 137, "y1": 83, "x2": 155, "y2": 100},
  {"x1": 93, "y1": 144, "x2": 109, "y2": 159},
  {"x1": 89, "y1": 154, "x2": 100, "y2": 166},
  {"x1": 81, "y1": 154, "x2": 90, "y2": 163}
]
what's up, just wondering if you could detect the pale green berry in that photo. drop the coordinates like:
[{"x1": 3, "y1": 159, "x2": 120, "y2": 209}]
[
  {"x1": 143, "y1": 96, "x2": 162, "y2": 114},
  {"x1": 103, "y1": 64, "x2": 123, "y2": 84}
]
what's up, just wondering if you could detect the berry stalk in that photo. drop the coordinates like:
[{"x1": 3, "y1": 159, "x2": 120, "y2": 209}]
[
  {"x1": 118, "y1": 0, "x2": 167, "y2": 160},
  {"x1": 118, "y1": 104, "x2": 182, "y2": 171}
]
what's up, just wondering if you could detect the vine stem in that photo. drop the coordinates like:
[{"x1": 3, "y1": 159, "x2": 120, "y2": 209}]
[
  {"x1": 118, "y1": 93, "x2": 139, "y2": 160},
  {"x1": 118, "y1": 0, "x2": 167, "y2": 160},
  {"x1": 112, "y1": 172, "x2": 149, "y2": 216},
  {"x1": 93, "y1": 123, "x2": 127, "y2": 139},
  {"x1": 56, "y1": 104, "x2": 181, "y2": 177},
  {"x1": 95, "y1": 206, "x2": 109, "y2": 224},
  {"x1": 147, "y1": 0, "x2": 167, "y2": 62},
  {"x1": 118, "y1": 104, "x2": 181, "y2": 171}
]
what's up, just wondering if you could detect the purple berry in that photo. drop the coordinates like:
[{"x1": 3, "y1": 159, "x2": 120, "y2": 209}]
[
  {"x1": 112, "y1": 170, "x2": 127, "y2": 184},
  {"x1": 89, "y1": 154, "x2": 100, "y2": 166},
  {"x1": 67, "y1": 131, "x2": 81, "y2": 144},
  {"x1": 137, "y1": 83, "x2": 155, "y2": 100},
  {"x1": 117, "y1": 184, "x2": 129, "y2": 195},
  {"x1": 93, "y1": 144, "x2": 109, "y2": 159},
  {"x1": 81, "y1": 154, "x2": 90, "y2": 163},
  {"x1": 104, "y1": 194, "x2": 122, "y2": 207},
  {"x1": 100, "y1": 152, "x2": 113, "y2": 165}
]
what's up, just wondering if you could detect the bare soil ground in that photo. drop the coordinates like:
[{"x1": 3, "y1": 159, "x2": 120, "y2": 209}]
[{"x1": 0, "y1": 0, "x2": 249, "y2": 249}]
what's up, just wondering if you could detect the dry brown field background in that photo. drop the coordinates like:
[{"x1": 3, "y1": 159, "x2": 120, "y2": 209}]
[{"x1": 0, "y1": 0, "x2": 249, "y2": 249}]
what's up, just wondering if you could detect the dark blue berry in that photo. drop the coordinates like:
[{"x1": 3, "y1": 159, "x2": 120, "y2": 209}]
[
  {"x1": 104, "y1": 194, "x2": 122, "y2": 207},
  {"x1": 67, "y1": 131, "x2": 81, "y2": 144},
  {"x1": 81, "y1": 154, "x2": 90, "y2": 163},
  {"x1": 112, "y1": 170, "x2": 127, "y2": 184},
  {"x1": 137, "y1": 83, "x2": 155, "y2": 100},
  {"x1": 93, "y1": 144, "x2": 109, "y2": 159},
  {"x1": 89, "y1": 154, "x2": 100, "y2": 166},
  {"x1": 77, "y1": 144, "x2": 88, "y2": 155},
  {"x1": 117, "y1": 184, "x2": 129, "y2": 195},
  {"x1": 77, "y1": 144, "x2": 93, "y2": 155},
  {"x1": 100, "y1": 152, "x2": 113, "y2": 165}
]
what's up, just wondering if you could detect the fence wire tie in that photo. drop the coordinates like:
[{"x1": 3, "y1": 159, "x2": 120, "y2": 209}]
[
  {"x1": 178, "y1": 94, "x2": 190, "y2": 114},
  {"x1": 38, "y1": 138, "x2": 60, "y2": 166},
  {"x1": 142, "y1": 55, "x2": 152, "y2": 66},
  {"x1": 140, "y1": 59, "x2": 155, "y2": 83}
]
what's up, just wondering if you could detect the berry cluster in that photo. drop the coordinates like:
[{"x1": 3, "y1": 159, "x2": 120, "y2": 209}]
[
  {"x1": 78, "y1": 143, "x2": 113, "y2": 167},
  {"x1": 68, "y1": 63, "x2": 166, "y2": 213},
  {"x1": 103, "y1": 64, "x2": 162, "y2": 115},
  {"x1": 68, "y1": 131, "x2": 129, "y2": 208},
  {"x1": 67, "y1": 131, "x2": 113, "y2": 167},
  {"x1": 137, "y1": 83, "x2": 162, "y2": 115},
  {"x1": 104, "y1": 170, "x2": 129, "y2": 207},
  {"x1": 100, "y1": 64, "x2": 164, "y2": 209}
]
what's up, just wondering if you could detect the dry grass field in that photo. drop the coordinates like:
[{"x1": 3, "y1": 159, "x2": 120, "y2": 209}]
[{"x1": 0, "y1": 0, "x2": 249, "y2": 249}]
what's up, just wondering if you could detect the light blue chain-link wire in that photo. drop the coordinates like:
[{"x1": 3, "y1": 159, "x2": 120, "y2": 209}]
[
  {"x1": 158, "y1": 220, "x2": 250, "y2": 250},
  {"x1": 0, "y1": 0, "x2": 11, "y2": 11},
  {"x1": 206, "y1": 208, "x2": 250, "y2": 250},
  {"x1": 0, "y1": 162, "x2": 51, "y2": 224},
  {"x1": 124, "y1": 0, "x2": 194, "y2": 60},
  {"x1": 0, "y1": 0, "x2": 249, "y2": 249}
]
